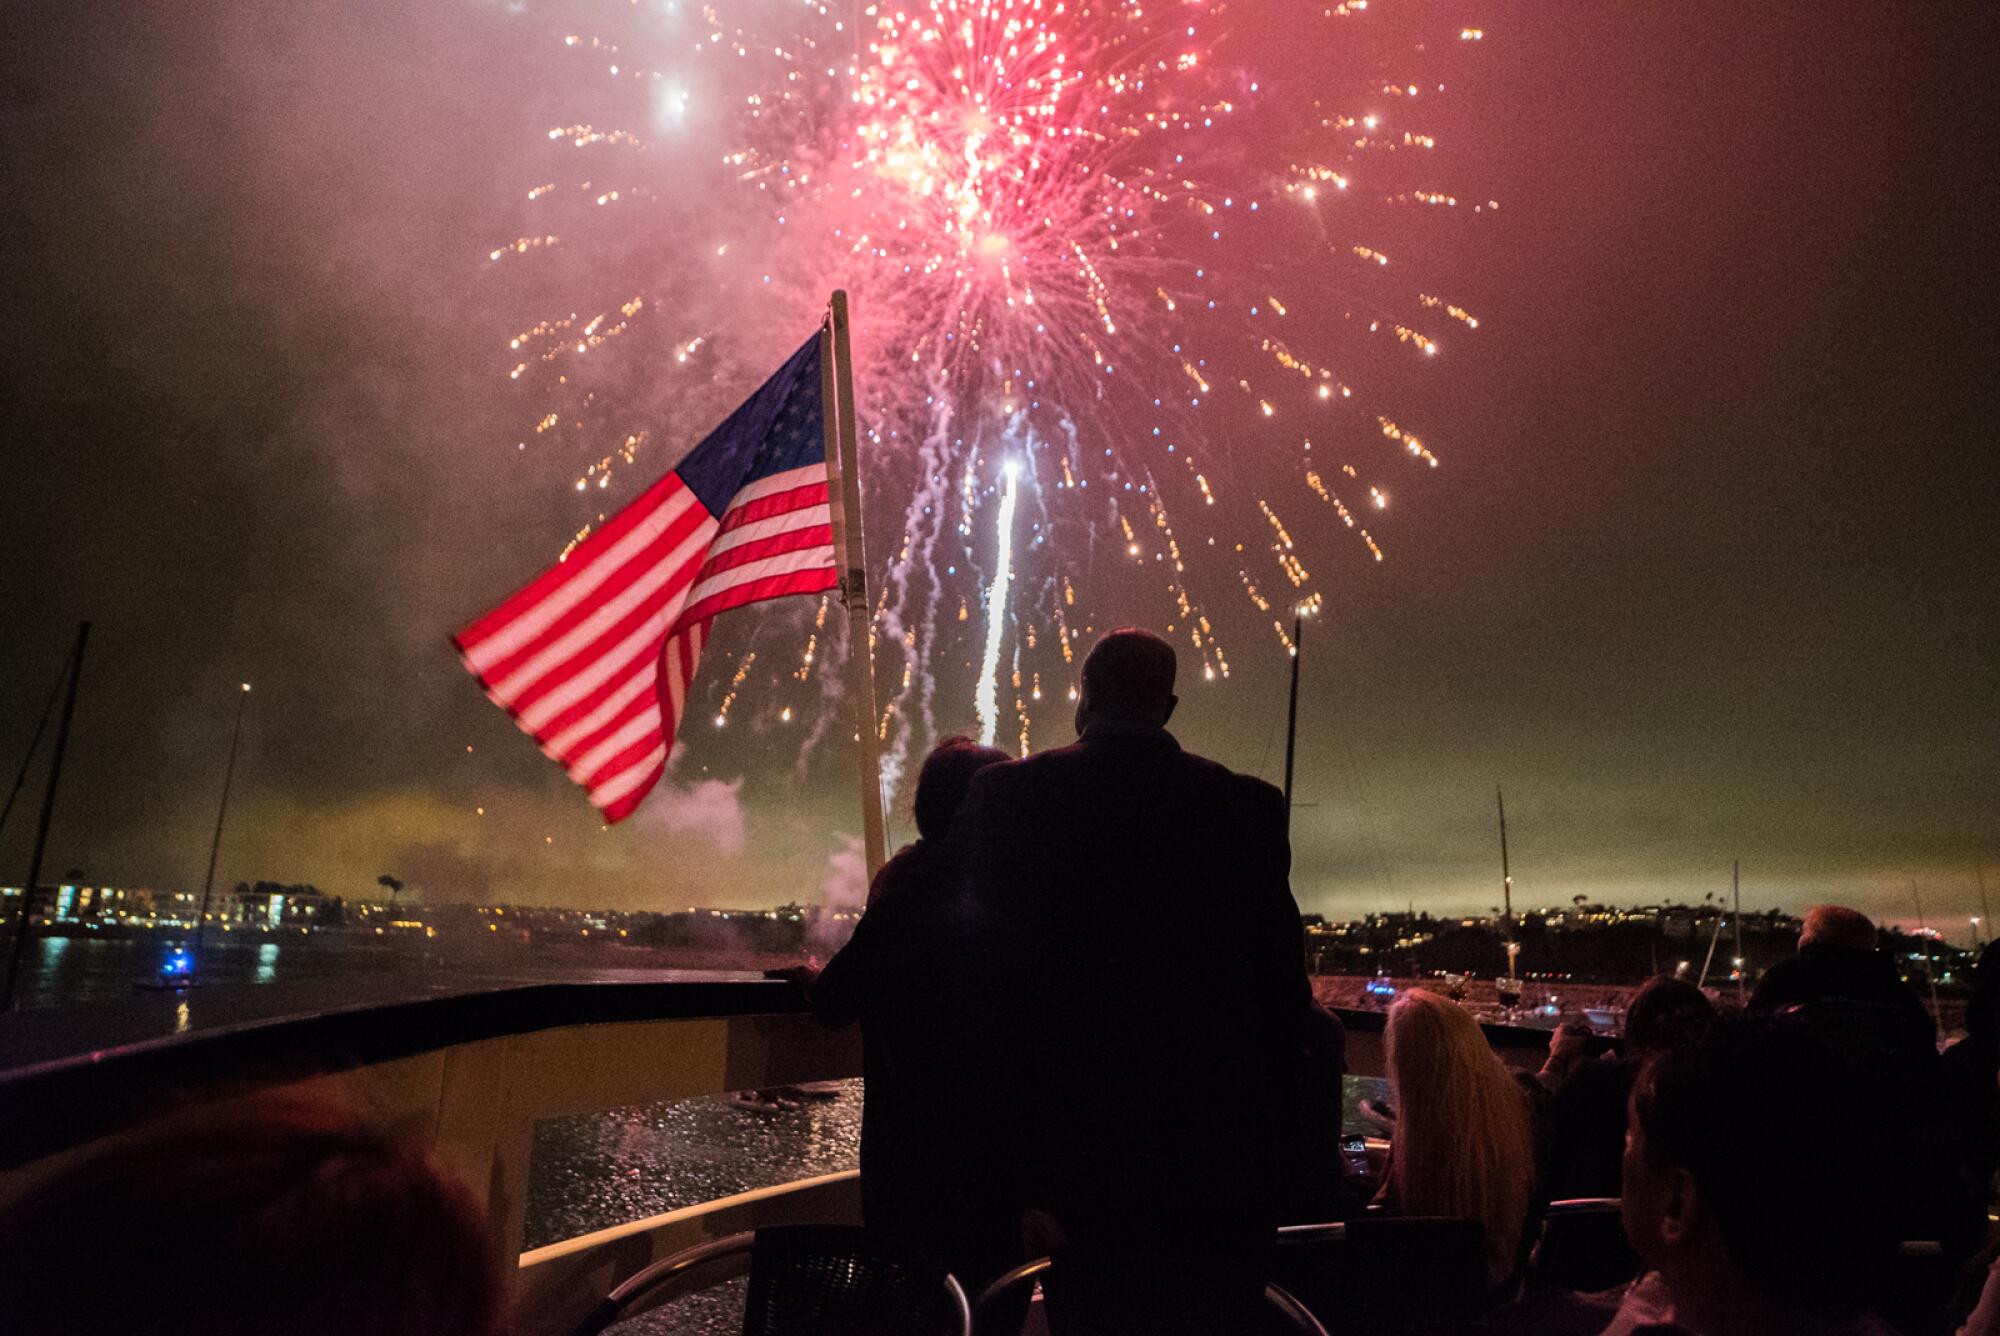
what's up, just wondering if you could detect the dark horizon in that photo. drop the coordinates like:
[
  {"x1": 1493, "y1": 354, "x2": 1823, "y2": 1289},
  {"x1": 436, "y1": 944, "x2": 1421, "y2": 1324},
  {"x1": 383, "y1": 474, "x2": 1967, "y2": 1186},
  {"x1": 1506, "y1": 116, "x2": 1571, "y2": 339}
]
[{"x1": 5, "y1": 0, "x2": 1995, "y2": 927}]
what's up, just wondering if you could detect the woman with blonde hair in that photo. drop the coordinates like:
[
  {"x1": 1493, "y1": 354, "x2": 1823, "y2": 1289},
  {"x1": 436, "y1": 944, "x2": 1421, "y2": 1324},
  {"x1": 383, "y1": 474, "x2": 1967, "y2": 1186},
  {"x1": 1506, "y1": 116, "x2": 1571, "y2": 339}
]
[{"x1": 1381, "y1": 988, "x2": 1539, "y2": 1290}]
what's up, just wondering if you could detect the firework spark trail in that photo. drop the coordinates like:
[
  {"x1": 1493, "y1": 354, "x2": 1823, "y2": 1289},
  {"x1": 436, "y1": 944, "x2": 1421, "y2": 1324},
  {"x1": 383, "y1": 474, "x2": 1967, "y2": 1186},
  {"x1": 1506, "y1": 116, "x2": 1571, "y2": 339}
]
[
  {"x1": 976, "y1": 456, "x2": 1022, "y2": 749},
  {"x1": 496, "y1": 0, "x2": 1494, "y2": 793}
]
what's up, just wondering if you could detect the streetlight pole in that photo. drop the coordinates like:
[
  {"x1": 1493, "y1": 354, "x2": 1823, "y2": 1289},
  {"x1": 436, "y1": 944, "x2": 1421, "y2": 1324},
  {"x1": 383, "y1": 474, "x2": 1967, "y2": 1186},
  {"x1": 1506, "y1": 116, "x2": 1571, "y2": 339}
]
[
  {"x1": 190, "y1": 684, "x2": 252, "y2": 977},
  {"x1": 1282, "y1": 613, "x2": 1303, "y2": 833}
]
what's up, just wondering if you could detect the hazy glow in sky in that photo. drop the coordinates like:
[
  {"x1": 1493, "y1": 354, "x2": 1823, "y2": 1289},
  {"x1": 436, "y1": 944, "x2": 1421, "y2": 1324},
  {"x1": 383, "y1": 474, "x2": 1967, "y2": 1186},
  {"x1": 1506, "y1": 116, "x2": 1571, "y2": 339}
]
[{"x1": 2, "y1": 0, "x2": 1992, "y2": 927}]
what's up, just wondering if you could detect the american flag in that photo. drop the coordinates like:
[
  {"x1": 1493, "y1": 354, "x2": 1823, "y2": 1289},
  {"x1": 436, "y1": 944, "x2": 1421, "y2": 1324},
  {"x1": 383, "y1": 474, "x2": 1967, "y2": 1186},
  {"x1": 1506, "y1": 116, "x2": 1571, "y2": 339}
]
[{"x1": 454, "y1": 334, "x2": 838, "y2": 822}]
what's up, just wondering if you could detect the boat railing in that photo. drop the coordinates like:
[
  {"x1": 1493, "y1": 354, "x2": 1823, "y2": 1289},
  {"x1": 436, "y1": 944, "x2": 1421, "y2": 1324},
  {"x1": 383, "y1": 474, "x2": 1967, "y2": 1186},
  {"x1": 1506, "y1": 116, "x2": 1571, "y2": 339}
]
[{"x1": 0, "y1": 976, "x2": 1563, "y2": 1332}]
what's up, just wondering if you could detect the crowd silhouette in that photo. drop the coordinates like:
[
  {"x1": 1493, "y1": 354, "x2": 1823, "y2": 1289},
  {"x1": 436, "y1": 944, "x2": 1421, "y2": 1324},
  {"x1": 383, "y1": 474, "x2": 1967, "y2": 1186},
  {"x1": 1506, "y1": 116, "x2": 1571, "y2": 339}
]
[
  {"x1": 807, "y1": 630, "x2": 1999, "y2": 1335},
  {"x1": 1, "y1": 628, "x2": 1993, "y2": 1335}
]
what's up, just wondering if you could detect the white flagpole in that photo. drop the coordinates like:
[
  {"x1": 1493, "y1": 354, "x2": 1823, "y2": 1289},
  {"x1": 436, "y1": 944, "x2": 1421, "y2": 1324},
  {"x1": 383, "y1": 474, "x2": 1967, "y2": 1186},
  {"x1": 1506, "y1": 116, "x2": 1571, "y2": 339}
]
[{"x1": 820, "y1": 290, "x2": 888, "y2": 882}]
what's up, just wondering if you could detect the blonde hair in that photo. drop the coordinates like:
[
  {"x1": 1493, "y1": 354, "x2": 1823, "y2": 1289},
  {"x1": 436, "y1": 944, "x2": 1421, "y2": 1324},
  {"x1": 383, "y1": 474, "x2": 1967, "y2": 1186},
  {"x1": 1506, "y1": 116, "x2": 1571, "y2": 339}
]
[{"x1": 1385, "y1": 989, "x2": 1537, "y2": 1286}]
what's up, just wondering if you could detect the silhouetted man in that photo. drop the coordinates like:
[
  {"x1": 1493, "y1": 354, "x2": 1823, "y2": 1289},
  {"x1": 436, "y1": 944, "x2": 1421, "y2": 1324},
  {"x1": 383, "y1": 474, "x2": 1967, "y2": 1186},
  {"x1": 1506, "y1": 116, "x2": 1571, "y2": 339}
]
[
  {"x1": 958, "y1": 628, "x2": 1308, "y2": 1335},
  {"x1": 1750, "y1": 904, "x2": 1934, "y2": 1055},
  {"x1": 1750, "y1": 904, "x2": 1983, "y2": 1266}
]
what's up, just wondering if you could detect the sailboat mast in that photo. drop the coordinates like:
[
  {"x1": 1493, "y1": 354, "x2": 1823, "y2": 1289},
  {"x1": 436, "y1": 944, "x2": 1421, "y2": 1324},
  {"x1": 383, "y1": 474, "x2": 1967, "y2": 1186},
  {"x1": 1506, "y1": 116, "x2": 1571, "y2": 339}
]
[
  {"x1": 1734, "y1": 859, "x2": 1745, "y2": 1002},
  {"x1": 1697, "y1": 907, "x2": 1726, "y2": 989},
  {"x1": 2, "y1": 621, "x2": 90, "y2": 1012},
  {"x1": 1912, "y1": 881, "x2": 1941, "y2": 1041},
  {"x1": 1497, "y1": 787, "x2": 1512, "y2": 924},
  {"x1": 190, "y1": 683, "x2": 252, "y2": 973},
  {"x1": 1978, "y1": 862, "x2": 1991, "y2": 949}
]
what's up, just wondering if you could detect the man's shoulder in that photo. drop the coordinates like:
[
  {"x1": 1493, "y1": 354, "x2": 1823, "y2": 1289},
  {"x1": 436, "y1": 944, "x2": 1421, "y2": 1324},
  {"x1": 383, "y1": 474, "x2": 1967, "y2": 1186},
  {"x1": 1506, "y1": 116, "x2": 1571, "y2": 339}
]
[
  {"x1": 972, "y1": 744, "x2": 1084, "y2": 788},
  {"x1": 867, "y1": 843, "x2": 935, "y2": 906},
  {"x1": 1749, "y1": 953, "x2": 1812, "y2": 1001},
  {"x1": 1179, "y1": 750, "x2": 1284, "y2": 813},
  {"x1": 962, "y1": 745, "x2": 1084, "y2": 813}
]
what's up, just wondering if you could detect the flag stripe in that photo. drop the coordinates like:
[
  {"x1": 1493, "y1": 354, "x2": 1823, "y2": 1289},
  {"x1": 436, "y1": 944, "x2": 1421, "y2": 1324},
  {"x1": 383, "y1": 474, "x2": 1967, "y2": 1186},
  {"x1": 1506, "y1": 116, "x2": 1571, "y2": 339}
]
[
  {"x1": 486, "y1": 516, "x2": 717, "y2": 708},
  {"x1": 573, "y1": 722, "x2": 671, "y2": 794},
  {"x1": 709, "y1": 501, "x2": 832, "y2": 559},
  {"x1": 473, "y1": 498, "x2": 713, "y2": 690},
  {"x1": 457, "y1": 476, "x2": 697, "y2": 669},
  {"x1": 540, "y1": 657, "x2": 657, "y2": 758},
  {"x1": 697, "y1": 520, "x2": 834, "y2": 585},
  {"x1": 726, "y1": 464, "x2": 829, "y2": 511},
  {"x1": 682, "y1": 543, "x2": 839, "y2": 618},
  {"x1": 513, "y1": 593, "x2": 688, "y2": 735},
  {"x1": 595, "y1": 749, "x2": 666, "y2": 820},
  {"x1": 524, "y1": 632, "x2": 663, "y2": 752},
  {"x1": 680, "y1": 563, "x2": 839, "y2": 631},
  {"x1": 583, "y1": 617, "x2": 707, "y2": 816},
  {"x1": 715, "y1": 481, "x2": 830, "y2": 538},
  {"x1": 565, "y1": 688, "x2": 663, "y2": 784}
]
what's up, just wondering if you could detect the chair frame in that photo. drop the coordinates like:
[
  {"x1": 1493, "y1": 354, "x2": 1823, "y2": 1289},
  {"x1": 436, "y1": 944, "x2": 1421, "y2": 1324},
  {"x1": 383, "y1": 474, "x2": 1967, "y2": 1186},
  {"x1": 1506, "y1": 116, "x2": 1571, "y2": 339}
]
[
  {"x1": 973, "y1": 1256, "x2": 1329, "y2": 1336},
  {"x1": 572, "y1": 1227, "x2": 972, "y2": 1336},
  {"x1": 1541, "y1": 1197, "x2": 1621, "y2": 1218}
]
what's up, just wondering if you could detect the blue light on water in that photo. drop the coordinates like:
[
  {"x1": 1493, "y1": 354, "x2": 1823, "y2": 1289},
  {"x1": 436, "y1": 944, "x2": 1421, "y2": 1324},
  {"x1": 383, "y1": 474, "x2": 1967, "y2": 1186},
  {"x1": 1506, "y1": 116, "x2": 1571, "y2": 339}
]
[{"x1": 161, "y1": 947, "x2": 194, "y2": 979}]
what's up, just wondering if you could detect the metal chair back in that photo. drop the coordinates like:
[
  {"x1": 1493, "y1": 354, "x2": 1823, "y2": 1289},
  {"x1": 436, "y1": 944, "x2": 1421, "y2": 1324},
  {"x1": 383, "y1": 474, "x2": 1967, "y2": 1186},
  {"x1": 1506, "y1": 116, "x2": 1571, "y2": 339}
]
[
  {"x1": 1529, "y1": 1198, "x2": 1640, "y2": 1293},
  {"x1": 571, "y1": 1224, "x2": 971, "y2": 1336},
  {"x1": 974, "y1": 1256, "x2": 1328, "y2": 1336},
  {"x1": 1271, "y1": 1216, "x2": 1488, "y2": 1334}
]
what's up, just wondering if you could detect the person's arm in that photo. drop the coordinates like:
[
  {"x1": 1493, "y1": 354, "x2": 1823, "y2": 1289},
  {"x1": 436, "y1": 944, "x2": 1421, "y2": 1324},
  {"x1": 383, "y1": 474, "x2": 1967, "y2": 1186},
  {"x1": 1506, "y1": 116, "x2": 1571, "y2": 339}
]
[
  {"x1": 1891, "y1": 975, "x2": 1941, "y2": 1050},
  {"x1": 1537, "y1": 1022, "x2": 1595, "y2": 1090},
  {"x1": 1240, "y1": 778, "x2": 1310, "y2": 1061},
  {"x1": 1959, "y1": 1250, "x2": 2000, "y2": 1336},
  {"x1": 808, "y1": 906, "x2": 876, "y2": 1027}
]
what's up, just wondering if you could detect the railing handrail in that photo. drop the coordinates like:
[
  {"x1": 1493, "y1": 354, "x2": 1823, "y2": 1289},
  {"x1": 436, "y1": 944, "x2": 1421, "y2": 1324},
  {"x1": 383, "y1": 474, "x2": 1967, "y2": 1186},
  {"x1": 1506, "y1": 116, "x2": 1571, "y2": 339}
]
[
  {"x1": 0, "y1": 973, "x2": 1570, "y2": 1172},
  {"x1": 0, "y1": 973, "x2": 812, "y2": 1171},
  {"x1": 0, "y1": 972, "x2": 1588, "y2": 1332},
  {"x1": 519, "y1": 1170, "x2": 862, "y2": 1270}
]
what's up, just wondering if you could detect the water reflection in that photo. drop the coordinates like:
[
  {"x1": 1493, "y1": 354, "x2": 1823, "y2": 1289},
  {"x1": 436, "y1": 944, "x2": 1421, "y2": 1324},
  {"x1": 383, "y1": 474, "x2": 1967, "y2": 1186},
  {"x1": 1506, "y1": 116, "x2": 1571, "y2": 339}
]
[
  {"x1": 12, "y1": 933, "x2": 436, "y2": 1011},
  {"x1": 526, "y1": 1074, "x2": 1399, "y2": 1252},
  {"x1": 526, "y1": 1083, "x2": 863, "y2": 1251}
]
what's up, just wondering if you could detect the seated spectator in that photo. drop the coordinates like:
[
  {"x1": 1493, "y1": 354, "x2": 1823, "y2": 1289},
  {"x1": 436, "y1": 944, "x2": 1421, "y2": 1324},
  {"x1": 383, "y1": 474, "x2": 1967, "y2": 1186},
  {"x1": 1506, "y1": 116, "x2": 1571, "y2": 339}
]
[
  {"x1": 1958, "y1": 1242, "x2": 2000, "y2": 1336},
  {"x1": 0, "y1": 1093, "x2": 501, "y2": 1336},
  {"x1": 1941, "y1": 941, "x2": 2000, "y2": 1200},
  {"x1": 1379, "y1": 988, "x2": 1538, "y2": 1290},
  {"x1": 1753, "y1": 905, "x2": 1981, "y2": 1260},
  {"x1": 807, "y1": 735, "x2": 1016, "y2": 1291},
  {"x1": 1612, "y1": 1013, "x2": 1899, "y2": 1335},
  {"x1": 1543, "y1": 976, "x2": 1715, "y2": 1198},
  {"x1": 1750, "y1": 903, "x2": 1935, "y2": 1057}
]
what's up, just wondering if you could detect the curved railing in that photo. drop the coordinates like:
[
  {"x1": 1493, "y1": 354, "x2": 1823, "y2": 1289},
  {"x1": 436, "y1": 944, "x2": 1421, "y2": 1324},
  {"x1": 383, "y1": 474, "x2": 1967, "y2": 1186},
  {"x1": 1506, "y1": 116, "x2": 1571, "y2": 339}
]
[{"x1": 0, "y1": 975, "x2": 1560, "y2": 1332}]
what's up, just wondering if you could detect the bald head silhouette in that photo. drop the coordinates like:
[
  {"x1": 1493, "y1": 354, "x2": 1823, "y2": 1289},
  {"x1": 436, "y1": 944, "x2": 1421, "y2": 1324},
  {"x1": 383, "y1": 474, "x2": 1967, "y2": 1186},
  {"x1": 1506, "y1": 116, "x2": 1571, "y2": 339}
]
[{"x1": 1075, "y1": 628, "x2": 1178, "y2": 734}]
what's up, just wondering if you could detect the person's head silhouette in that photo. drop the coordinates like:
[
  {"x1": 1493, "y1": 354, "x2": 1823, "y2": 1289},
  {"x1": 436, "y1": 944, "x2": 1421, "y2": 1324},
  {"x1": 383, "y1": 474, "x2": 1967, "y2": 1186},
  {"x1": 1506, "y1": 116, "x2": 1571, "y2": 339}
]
[
  {"x1": 1075, "y1": 627, "x2": 1178, "y2": 734},
  {"x1": 912, "y1": 735, "x2": 1009, "y2": 841}
]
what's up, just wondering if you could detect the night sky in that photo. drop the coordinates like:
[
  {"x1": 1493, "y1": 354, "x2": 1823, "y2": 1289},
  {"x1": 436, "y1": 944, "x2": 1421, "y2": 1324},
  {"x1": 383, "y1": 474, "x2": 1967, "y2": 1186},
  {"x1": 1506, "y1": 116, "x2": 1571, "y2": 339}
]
[{"x1": 5, "y1": 1, "x2": 1994, "y2": 927}]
